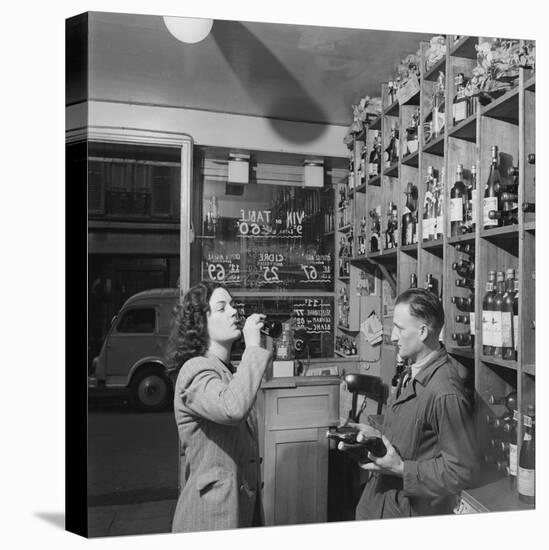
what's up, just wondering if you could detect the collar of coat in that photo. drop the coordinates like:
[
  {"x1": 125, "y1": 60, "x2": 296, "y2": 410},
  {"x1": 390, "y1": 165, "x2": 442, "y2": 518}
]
[
  {"x1": 205, "y1": 351, "x2": 236, "y2": 374},
  {"x1": 394, "y1": 345, "x2": 448, "y2": 404}
]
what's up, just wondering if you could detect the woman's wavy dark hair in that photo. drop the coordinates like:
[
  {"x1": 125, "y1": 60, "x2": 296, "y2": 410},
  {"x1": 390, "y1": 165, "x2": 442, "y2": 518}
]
[{"x1": 165, "y1": 281, "x2": 227, "y2": 374}]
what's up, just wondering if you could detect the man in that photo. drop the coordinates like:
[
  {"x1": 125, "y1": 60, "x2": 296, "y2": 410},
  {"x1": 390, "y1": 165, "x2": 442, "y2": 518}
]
[{"x1": 352, "y1": 288, "x2": 479, "y2": 519}]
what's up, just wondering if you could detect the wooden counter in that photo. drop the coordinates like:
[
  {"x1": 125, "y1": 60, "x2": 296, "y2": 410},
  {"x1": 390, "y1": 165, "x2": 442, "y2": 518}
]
[{"x1": 257, "y1": 375, "x2": 340, "y2": 526}]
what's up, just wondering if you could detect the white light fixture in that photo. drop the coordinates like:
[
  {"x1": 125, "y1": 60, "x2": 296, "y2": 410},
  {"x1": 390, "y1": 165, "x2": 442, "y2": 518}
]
[
  {"x1": 163, "y1": 16, "x2": 213, "y2": 44},
  {"x1": 304, "y1": 160, "x2": 324, "y2": 187},
  {"x1": 228, "y1": 153, "x2": 250, "y2": 184}
]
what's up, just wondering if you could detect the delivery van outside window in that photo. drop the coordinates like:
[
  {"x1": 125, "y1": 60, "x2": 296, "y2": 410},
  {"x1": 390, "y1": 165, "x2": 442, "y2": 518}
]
[{"x1": 89, "y1": 288, "x2": 179, "y2": 412}]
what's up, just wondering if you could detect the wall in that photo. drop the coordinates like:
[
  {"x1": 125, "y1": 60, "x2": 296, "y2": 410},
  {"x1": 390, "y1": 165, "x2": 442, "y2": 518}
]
[{"x1": 66, "y1": 100, "x2": 349, "y2": 158}]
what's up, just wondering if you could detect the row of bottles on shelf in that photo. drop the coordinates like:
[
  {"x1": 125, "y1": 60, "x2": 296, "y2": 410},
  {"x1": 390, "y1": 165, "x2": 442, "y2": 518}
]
[
  {"x1": 347, "y1": 146, "x2": 534, "y2": 256},
  {"x1": 481, "y1": 269, "x2": 519, "y2": 360},
  {"x1": 335, "y1": 335, "x2": 357, "y2": 357},
  {"x1": 484, "y1": 391, "x2": 535, "y2": 504}
]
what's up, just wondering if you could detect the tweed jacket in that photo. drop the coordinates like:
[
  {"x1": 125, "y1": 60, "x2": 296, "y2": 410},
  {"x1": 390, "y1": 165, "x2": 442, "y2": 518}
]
[
  {"x1": 356, "y1": 345, "x2": 479, "y2": 519},
  {"x1": 171, "y1": 346, "x2": 272, "y2": 533}
]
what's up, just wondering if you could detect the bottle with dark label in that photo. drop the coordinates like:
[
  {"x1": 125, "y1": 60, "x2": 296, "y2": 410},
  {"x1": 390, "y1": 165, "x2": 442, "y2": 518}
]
[
  {"x1": 483, "y1": 146, "x2": 501, "y2": 229},
  {"x1": 518, "y1": 405, "x2": 535, "y2": 504},
  {"x1": 482, "y1": 270, "x2": 497, "y2": 355},
  {"x1": 450, "y1": 164, "x2": 467, "y2": 236}
]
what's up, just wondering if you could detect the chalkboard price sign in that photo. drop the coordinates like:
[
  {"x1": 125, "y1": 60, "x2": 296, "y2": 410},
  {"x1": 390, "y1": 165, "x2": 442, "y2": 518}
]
[{"x1": 204, "y1": 252, "x2": 241, "y2": 286}]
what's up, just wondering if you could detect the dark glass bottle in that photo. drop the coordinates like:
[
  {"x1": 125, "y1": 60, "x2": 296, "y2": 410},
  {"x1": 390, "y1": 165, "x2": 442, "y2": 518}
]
[
  {"x1": 451, "y1": 296, "x2": 473, "y2": 312},
  {"x1": 422, "y1": 166, "x2": 435, "y2": 241},
  {"x1": 482, "y1": 270, "x2": 497, "y2": 355},
  {"x1": 488, "y1": 390, "x2": 517, "y2": 411},
  {"x1": 502, "y1": 268, "x2": 516, "y2": 360},
  {"x1": 493, "y1": 271, "x2": 506, "y2": 358},
  {"x1": 483, "y1": 146, "x2": 501, "y2": 229},
  {"x1": 402, "y1": 182, "x2": 417, "y2": 246},
  {"x1": 450, "y1": 164, "x2": 467, "y2": 236},
  {"x1": 518, "y1": 405, "x2": 535, "y2": 504},
  {"x1": 455, "y1": 277, "x2": 475, "y2": 290}
]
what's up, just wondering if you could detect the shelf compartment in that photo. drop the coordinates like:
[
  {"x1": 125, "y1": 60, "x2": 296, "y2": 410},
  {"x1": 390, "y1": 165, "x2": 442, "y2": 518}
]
[
  {"x1": 480, "y1": 355, "x2": 518, "y2": 371},
  {"x1": 368, "y1": 249, "x2": 397, "y2": 263},
  {"x1": 480, "y1": 225, "x2": 519, "y2": 255},
  {"x1": 423, "y1": 134, "x2": 445, "y2": 156},
  {"x1": 400, "y1": 243, "x2": 418, "y2": 256},
  {"x1": 449, "y1": 36, "x2": 478, "y2": 59},
  {"x1": 423, "y1": 57, "x2": 446, "y2": 82},
  {"x1": 368, "y1": 174, "x2": 381, "y2": 186},
  {"x1": 447, "y1": 234, "x2": 475, "y2": 245},
  {"x1": 383, "y1": 162, "x2": 399, "y2": 178},
  {"x1": 401, "y1": 150, "x2": 419, "y2": 167},
  {"x1": 383, "y1": 101, "x2": 399, "y2": 117},
  {"x1": 448, "y1": 114, "x2": 477, "y2": 142},
  {"x1": 523, "y1": 363, "x2": 535, "y2": 377},
  {"x1": 369, "y1": 116, "x2": 382, "y2": 131},
  {"x1": 524, "y1": 75, "x2": 535, "y2": 92},
  {"x1": 480, "y1": 87, "x2": 519, "y2": 125},
  {"x1": 524, "y1": 221, "x2": 535, "y2": 232}
]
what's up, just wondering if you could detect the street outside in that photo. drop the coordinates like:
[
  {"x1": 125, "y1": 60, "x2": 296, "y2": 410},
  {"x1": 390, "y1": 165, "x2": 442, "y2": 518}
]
[{"x1": 87, "y1": 390, "x2": 179, "y2": 536}]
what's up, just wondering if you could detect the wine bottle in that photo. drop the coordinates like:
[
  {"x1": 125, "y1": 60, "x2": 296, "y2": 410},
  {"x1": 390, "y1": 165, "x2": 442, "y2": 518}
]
[
  {"x1": 513, "y1": 275, "x2": 519, "y2": 355},
  {"x1": 451, "y1": 296, "x2": 473, "y2": 312},
  {"x1": 455, "y1": 278, "x2": 474, "y2": 290},
  {"x1": 402, "y1": 182, "x2": 416, "y2": 246},
  {"x1": 422, "y1": 166, "x2": 435, "y2": 241},
  {"x1": 522, "y1": 202, "x2": 535, "y2": 213},
  {"x1": 455, "y1": 314, "x2": 470, "y2": 324},
  {"x1": 482, "y1": 271, "x2": 497, "y2": 355},
  {"x1": 468, "y1": 164, "x2": 478, "y2": 232},
  {"x1": 450, "y1": 164, "x2": 467, "y2": 236},
  {"x1": 455, "y1": 242, "x2": 474, "y2": 255},
  {"x1": 502, "y1": 269, "x2": 516, "y2": 360},
  {"x1": 453, "y1": 73, "x2": 468, "y2": 125},
  {"x1": 493, "y1": 271, "x2": 506, "y2": 358},
  {"x1": 435, "y1": 170, "x2": 444, "y2": 239},
  {"x1": 483, "y1": 146, "x2": 501, "y2": 229},
  {"x1": 518, "y1": 405, "x2": 535, "y2": 504},
  {"x1": 369, "y1": 133, "x2": 380, "y2": 178},
  {"x1": 409, "y1": 273, "x2": 418, "y2": 288},
  {"x1": 451, "y1": 332, "x2": 472, "y2": 346}
]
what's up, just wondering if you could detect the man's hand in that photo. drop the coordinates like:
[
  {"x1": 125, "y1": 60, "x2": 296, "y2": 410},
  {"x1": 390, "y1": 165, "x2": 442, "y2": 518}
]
[
  {"x1": 357, "y1": 434, "x2": 404, "y2": 477},
  {"x1": 343, "y1": 421, "x2": 381, "y2": 438}
]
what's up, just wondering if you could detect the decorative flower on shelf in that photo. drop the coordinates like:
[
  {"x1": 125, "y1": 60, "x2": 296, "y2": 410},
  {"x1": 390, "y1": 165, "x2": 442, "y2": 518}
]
[
  {"x1": 395, "y1": 51, "x2": 421, "y2": 88},
  {"x1": 425, "y1": 35, "x2": 447, "y2": 71},
  {"x1": 464, "y1": 38, "x2": 533, "y2": 103}
]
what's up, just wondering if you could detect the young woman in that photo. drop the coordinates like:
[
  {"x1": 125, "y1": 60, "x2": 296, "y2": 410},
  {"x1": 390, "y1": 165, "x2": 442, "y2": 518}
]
[{"x1": 166, "y1": 281, "x2": 272, "y2": 532}]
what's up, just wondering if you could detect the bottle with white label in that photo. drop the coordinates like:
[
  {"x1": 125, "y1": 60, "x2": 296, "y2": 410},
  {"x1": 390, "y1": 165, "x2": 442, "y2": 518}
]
[
  {"x1": 450, "y1": 164, "x2": 467, "y2": 236},
  {"x1": 492, "y1": 271, "x2": 506, "y2": 358},
  {"x1": 422, "y1": 166, "x2": 435, "y2": 241},
  {"x1": 518, "y1": 406, "x2": 535, "y2": 504},
  {"x1": 483, "y1": 146, "x2": 501, "y2": 229}
]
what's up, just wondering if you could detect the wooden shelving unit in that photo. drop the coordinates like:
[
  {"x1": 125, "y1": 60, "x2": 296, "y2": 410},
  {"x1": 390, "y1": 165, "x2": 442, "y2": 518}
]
[{"x1": 340, "y1": 34, "x2": 535, "y2": 513}]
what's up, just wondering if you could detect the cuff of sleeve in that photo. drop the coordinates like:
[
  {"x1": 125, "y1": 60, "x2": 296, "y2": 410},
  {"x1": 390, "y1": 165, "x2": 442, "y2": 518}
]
[
  {"x1": 242, "y1": 346, "x2": 272, "y2": 362},
  {"x1": 402, "y1": 460, "x2": 420, "y2": 496}
]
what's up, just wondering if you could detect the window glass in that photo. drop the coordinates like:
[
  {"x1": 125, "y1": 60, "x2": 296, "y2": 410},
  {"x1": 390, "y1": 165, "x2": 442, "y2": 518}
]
[{"x1": 116, "y1": 308, "x2": 156, "y2": 333}]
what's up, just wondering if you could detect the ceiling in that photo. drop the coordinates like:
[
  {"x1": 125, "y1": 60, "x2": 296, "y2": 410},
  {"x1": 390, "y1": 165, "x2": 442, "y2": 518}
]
[{"x1": 67, "y1": 12, "x2": 436, "y2": 128}]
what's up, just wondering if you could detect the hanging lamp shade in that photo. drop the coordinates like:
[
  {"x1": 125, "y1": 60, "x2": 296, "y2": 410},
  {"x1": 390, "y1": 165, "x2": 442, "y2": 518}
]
[{"x1": 163, "y1": 16, "x2": 213, "y2": 44}]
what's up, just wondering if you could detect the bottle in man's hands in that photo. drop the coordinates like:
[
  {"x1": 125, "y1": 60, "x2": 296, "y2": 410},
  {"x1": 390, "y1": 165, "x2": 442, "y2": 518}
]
[{"x1": 326, "y1": 426, "x2": 387, "y2": 462}]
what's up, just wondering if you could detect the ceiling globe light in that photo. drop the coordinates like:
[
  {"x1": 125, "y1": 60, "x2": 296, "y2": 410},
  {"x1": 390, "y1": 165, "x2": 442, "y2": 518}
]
[{"x1": 163, "y1": 16, "x2": 213, "y2": 44}]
